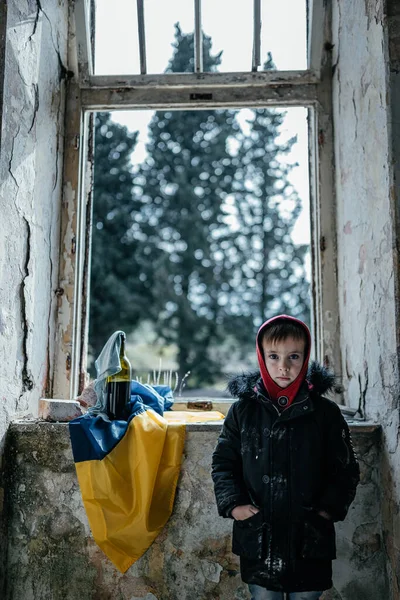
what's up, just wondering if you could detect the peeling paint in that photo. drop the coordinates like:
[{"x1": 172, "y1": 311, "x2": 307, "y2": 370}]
[
  {"x1": 364, "y1": 0, "x2": 384, "y2": 29},
  {"x1": 343, "y1": 221, "x2": 352, "y2": 235},
  {"x1": 358, "y1": 244, "x2": 367, "y2": 274},
  {"x1": 0, "y1": 0, "x2": 68, "y2": 449},
  {"x1": 333, "y1": 1, "x2": 400, "y2": 596}
]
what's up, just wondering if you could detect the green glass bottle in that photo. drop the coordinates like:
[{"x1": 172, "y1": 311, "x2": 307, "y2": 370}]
[{"x1": 106, "y1": 334, "x2": 131, "y2": 420}]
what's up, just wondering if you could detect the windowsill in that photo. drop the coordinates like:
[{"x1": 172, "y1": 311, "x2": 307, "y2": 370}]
[
  {"x1": 38, "y1": 396, "x2": 372, "y2": 424},
  {"x1": 14, "y1": 417, "x2": 381, "y2": 434}
]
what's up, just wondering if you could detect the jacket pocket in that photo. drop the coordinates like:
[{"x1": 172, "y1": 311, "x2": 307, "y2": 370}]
[
  {"x1": 301, "y1": 512, "x2": 336, "y2": 559},
  {"x1": 232, "y1": 511, "x2": 265, "y2": 559}
]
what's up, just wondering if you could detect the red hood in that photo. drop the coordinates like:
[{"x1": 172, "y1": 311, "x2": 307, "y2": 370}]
[{"x1": 256, "y1": 315, "x2": 311, "y2": 406}]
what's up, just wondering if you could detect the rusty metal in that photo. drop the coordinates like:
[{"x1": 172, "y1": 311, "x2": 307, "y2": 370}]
[
  {"x1": 137, "y1": 0, "x2": 147, "y2": 75},
  {"x1": 187, "y1": 400, "x2": 213, "y2": 411},
  {"x1": 194, "y1": 0, "x2": 203, "y2": 73},
  {"x1": 252, "y1": 0, "x2": 261, "y2": 71}
]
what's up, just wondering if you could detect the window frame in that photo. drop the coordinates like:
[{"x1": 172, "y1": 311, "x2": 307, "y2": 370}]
[{"x1": 52, "y1": 0, "x2": 341, "y2": 401}]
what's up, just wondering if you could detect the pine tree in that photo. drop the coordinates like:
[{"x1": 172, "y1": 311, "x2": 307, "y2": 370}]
[
  {"x1": 133, "y1": 25, "x2": 241, "y2": 384},
  {"x1": 89, "y1": 42, "x2": 310, "y2": 385},
  {"x1": 89, "y1": 113, "x2": 152, "y2": 361},
  {"x1": 228, "y1": 56, "x2": 310, "y2": 345}
]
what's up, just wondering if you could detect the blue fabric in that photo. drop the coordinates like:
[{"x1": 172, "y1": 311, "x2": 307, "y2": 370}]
[
  {"x1": 69, "y1": 407, "x2": 145, "y2": 463},
  {"x1": 128, "y1": 393, "x2": 146, "y2": 414},
  {"x1": 130, "y1": 382, "x2": 175, "y2": 415},
  {"x1": 153, "y1": 385, "x2": 175, "y2": 411},
  {"x1": 70, "y1": 383, "x2": 176, "y2": 463},
  {"x1": 130, "y1": 381, "x2": 164, "y2": 416}
]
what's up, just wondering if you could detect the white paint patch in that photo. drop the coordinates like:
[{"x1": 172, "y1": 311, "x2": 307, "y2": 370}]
[
  {"x1": 200, "y1": 559, "x2": 223, "y2": 583},
  {"x1": 0, "y1": 308, "x2": 9, "y2": 336},
  {"x1": 386, "y1": 410, "x2": 399, "y2": 454}
]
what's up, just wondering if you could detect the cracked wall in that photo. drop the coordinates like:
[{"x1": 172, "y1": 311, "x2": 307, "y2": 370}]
[
  {"x1": 0, "y1": 0, "x2": 69, "y2": 583},
  {"x1": 0, "y1": 0, "x2": 68, "y2": 444},
  {"x1": 332, "y1": 0, "x2": 400, "y2": 596}
]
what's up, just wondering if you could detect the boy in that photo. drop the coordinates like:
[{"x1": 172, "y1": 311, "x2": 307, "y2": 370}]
[{"x1": 212, "y1": 315, "x2": 360, "y2": 600}]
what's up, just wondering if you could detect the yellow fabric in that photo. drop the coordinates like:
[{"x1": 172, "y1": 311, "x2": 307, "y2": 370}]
[
  {"x1": 164, "y1": 410, "x2": 225, "y2": 423},
  {"x1": 75, "y1": 410, "x2": 185, "y2": 573}
]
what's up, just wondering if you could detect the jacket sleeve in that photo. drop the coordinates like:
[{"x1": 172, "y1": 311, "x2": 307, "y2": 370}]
[
  {"x1": 211, "y1": 403, "x2": 251, "y2": 518},
  {"x1": 317, "y1": 402, "x2": 360, "y2": 521}
]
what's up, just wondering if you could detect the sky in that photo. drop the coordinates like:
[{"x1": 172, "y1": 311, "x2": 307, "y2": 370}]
[{"x1": 94, "y1": 0, "x2": 310, "y2": 246}]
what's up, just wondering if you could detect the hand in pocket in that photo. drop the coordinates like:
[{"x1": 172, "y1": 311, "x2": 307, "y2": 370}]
[{"x1": 231, "y1": 505, "x2": 260, "y2": 521}]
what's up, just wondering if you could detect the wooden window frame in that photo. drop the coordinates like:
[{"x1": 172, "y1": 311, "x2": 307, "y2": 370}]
[{"x1": 52, "y1": 0, "x2": 341, "y2": 402}]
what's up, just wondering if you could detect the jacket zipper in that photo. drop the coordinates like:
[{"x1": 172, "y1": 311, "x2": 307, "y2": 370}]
[
  {"x1": 269, "y1": 420, "x2": 274, "y2": 577},
  {"x1": 287, "y1": 425, "x2": 292, "y2": 568}
]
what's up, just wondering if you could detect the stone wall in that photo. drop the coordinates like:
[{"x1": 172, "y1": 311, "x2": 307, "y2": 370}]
[
  {"x1": 2, "y1": 421, "x2": 386, "y2": 600},
  {"x1": 331, "y1": 1, "x2": 400, "y2": 596},
  {"x1": 0, "y1": 0, "x2": 69, "y2": 447}
]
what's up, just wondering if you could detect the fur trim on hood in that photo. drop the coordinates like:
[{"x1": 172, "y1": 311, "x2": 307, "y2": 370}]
[{"x1": 227, "y1": 361, "x2": 335, "y2": 399}]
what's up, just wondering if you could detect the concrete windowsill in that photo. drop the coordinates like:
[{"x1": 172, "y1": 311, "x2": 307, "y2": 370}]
[
  {"x1": 11, "y1": 418, "x2": 381, "y2": 434},
  {"x1": 38, "y1": 395, "x2": 371, "y2": 423}
]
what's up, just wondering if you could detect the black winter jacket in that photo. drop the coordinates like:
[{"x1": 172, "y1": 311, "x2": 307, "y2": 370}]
[{"x1": 211, "y1": 363, "x2": 360, "y2": 592}]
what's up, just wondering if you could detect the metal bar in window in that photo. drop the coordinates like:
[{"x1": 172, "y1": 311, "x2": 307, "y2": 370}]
[
  {"x1": 194, "y1": 0, "x2": 203, "y2": 73},
  {"x1": 252, "y1": 0, "x2": 261, "y2": 72},
  {"x1": 137, "y1": 0, "x2": 147, "y2": 75}
]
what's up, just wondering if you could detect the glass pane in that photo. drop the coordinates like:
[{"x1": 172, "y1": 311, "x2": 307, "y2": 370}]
[
  {"x1": 145, "y1": 0, "x2": 194, "y2": 74},
  {"x1": 260, "y1": 0, "x2": 307, "y2": 70},
  {"x1": 95, "y1": 0, "x2": 140, "y2": 75},
  {"x1": 88, "y1": 106, "x2": 311, "y2": 396},
  {"x1": 281, "y1": 107, "x2": 310, "y2": 246},
  {"x1": 202, "y1": 0, "x2": 253, "y2": 72},
  {"x1": 94, "y1": 0, "x2": 307, "y2": 75}
]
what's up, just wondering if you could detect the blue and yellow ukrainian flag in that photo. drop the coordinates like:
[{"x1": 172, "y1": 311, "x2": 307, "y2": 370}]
[{"x1": 69, "y1": 404, "x2": 223, "y2": 572}]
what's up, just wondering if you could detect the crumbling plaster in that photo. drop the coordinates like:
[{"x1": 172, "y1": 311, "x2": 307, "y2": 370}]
[
  {"x1": 331, "y1": 0, "x2": 400, "y2": 596},
  {"x1": 332, "y1": 0, "x2": 396, "y2": 418},
  {"x1": 0, "y1": 0, "x2": 69, "y2": 448}
]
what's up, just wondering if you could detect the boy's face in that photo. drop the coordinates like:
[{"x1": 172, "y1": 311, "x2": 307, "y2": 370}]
[{"x1": 261, "y1": 336, "x2": 306, "y2": 388}]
